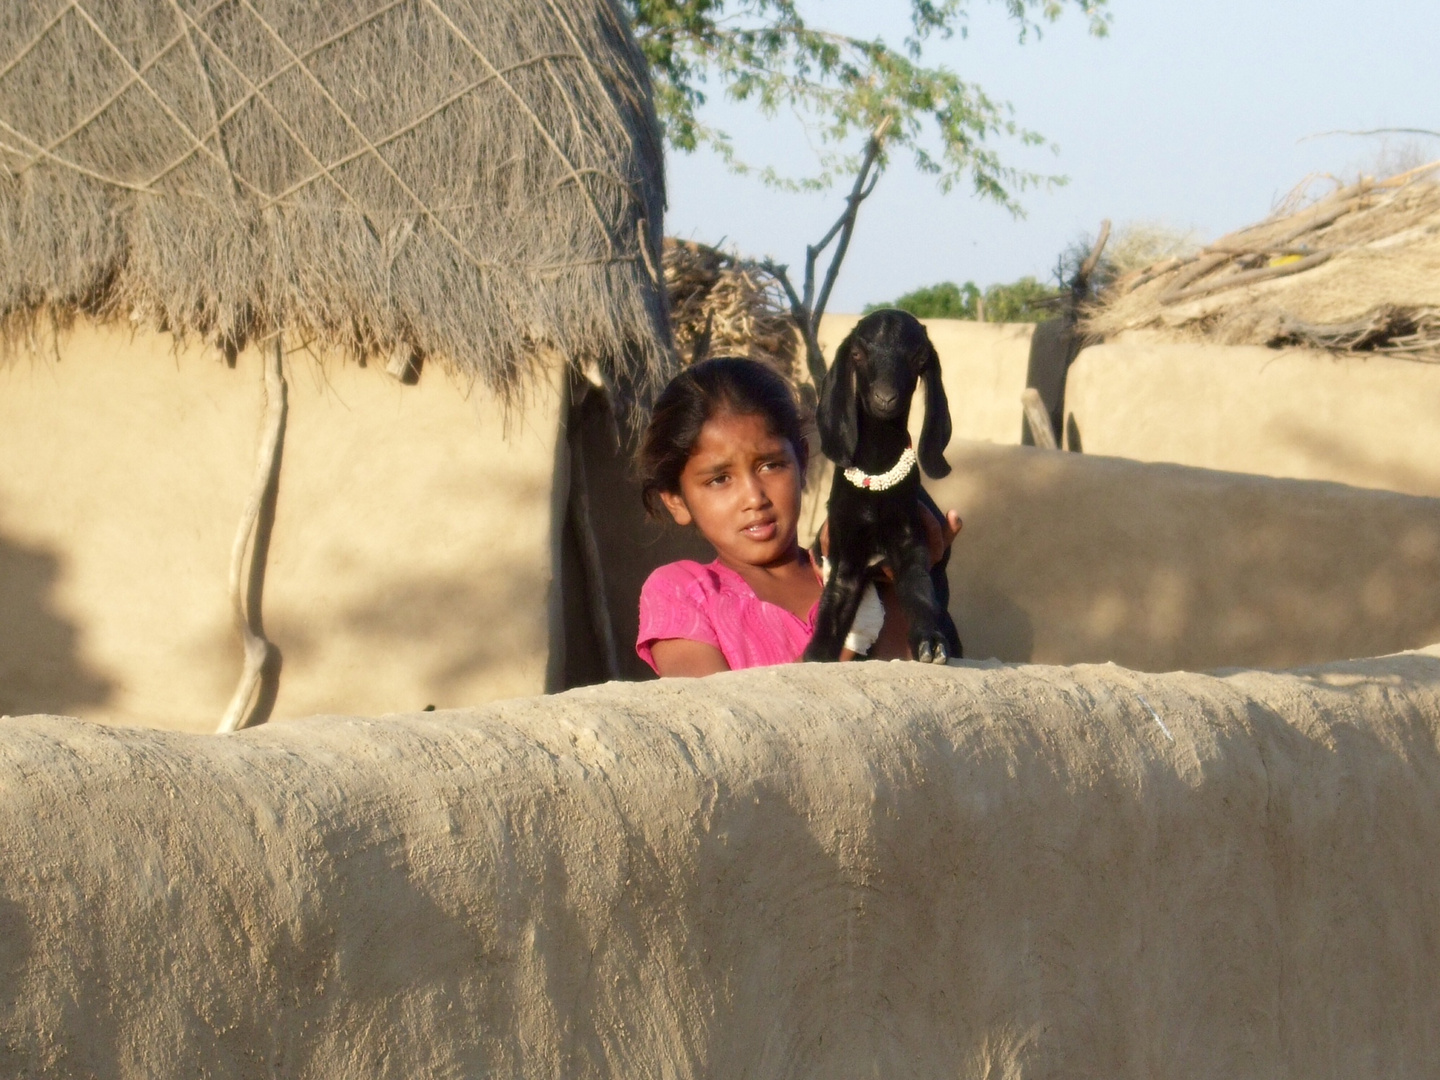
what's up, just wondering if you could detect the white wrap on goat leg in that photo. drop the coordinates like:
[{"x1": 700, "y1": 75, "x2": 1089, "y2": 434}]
[{"x1": 819, "y1": 556, "x2": 886, "y2": 656}]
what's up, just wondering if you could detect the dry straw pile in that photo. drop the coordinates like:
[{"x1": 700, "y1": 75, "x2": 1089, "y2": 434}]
[
  {"x1": 663, "y1": 237, "x2": 801, "y2": 384},
  {"x1": 0, "y1": 0, "x2": 671, "y2": 400},
  {"x1": 1086, "y1": 162, "x2": 1440, "y2": 361}
]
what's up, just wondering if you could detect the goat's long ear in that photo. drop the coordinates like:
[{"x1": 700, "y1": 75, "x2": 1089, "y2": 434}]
[
  {"x1": 918, "y1": 337, "x2": 952, "y2": 478},
  {"x1": 816, "y1": 332, "x2": 860, "y2": 467}
]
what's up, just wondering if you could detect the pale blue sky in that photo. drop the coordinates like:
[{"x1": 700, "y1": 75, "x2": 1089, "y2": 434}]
[{"x1": 664, "y1": 0, "x2": 1440, "y2": 312}]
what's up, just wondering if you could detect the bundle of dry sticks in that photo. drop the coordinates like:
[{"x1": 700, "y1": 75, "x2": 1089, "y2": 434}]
[
  {"x1": 1085, "y1": 161, "x2": 1440, "y2": 360},
  {"x1": 663, "y1": 238, "x2": 802, "y2": 383}
]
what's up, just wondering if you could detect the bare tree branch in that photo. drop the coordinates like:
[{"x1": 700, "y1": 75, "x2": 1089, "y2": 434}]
[
  {"x1": 761, "y1": 117, "x2": 893, "y2": 387},
  {"x1": 811, "y1": 126, "x2": 888, "y2": 331}
]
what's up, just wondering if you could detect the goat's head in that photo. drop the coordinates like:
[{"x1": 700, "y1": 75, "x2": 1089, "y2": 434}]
[{"x1": 818, "y1": 309, "x2": 952, "y2": 477}]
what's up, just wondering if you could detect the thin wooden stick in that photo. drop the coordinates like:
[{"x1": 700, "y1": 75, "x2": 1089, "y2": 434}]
[
  {"x1": 217, "y1": 340, "x2": 287, "y2": 734},
  {"x1": 1114, "y1": 255, "x2": 1184, "y2": 295},
  {"x1": 1063, "y1": 218, "x2": 1112, "y2": 321},
  {"x1": 1215, "y1": 179, "x2": 1371, "y2": 253},
  {"x1": 1076, "y1": 219, "x2": 1112, "y2": 286},
  {"x1": 1127, "y1": 181, "x2": 1374, "y2": 302},
  {"x1": 1159, "y1": 252, "x2": 1232, "y2": 301},
  {"x1": 1161, "y1": 251, "x2": 1333, "y2": 306},
  {"x1": 1304, "y1": 128, "x2": 1440, "y2": 144},
  {"x1": 1201, "y1": 244, "x2": 1322, "y2": 257}
]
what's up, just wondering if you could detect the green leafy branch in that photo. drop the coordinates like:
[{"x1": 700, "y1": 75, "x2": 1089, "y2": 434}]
[{"x1": 625, "y1": 0, "x2": 1109, "y2": 206}]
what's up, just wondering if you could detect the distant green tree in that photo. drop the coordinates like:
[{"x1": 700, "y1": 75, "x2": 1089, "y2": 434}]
[
  {"x1": 867, "y1": 280, "x2": 981, "y2": 319},
  {"x1": 868, "y1": 275, "x2": 1060, "y2": 322},
  {"x1": 982, "y1": 276, "x2": 1060, "y2": 321}
]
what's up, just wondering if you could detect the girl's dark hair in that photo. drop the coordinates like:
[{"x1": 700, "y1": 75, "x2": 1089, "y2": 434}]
[{"x1": 639, "y1": 357, "x2": 807, "y2": 517}]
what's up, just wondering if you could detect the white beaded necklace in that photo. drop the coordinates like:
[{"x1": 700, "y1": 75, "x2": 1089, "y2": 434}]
[{"x1": 842, "y1": 446, "x2": 918, "y2": 491}]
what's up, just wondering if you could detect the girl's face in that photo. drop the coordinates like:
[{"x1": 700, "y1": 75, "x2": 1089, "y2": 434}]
[{"x1": 659, "y1": 410, "x2": 804, "y2": 572}]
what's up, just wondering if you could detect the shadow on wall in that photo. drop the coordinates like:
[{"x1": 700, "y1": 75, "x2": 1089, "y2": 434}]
[
  {"x1": 0, "y1": 527, "x2": 114, "y2": 717},
  {"x1": 931, "y1": 443, "x2": 1440, "y2": 672},
  {"x1": 264, "y1": 565, "x2": 549, "y2": 713}
]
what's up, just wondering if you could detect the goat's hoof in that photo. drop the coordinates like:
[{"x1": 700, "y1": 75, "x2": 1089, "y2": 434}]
[{"x1": 915, "y1": 637, "x2": 949, "y2": 665}]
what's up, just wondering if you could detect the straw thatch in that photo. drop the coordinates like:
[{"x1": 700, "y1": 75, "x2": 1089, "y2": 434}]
[
  {"x1": 1085, "y1": 163, "x2": 1440, "y2": 361},
  {"x1": 0, "y1": 0, "x2": 671, "y2": 400},
  {"x1": 663, "y1": 237, "x2": 801, "y2": 384}
]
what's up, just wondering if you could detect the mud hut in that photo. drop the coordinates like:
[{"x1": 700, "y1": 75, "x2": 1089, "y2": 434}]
[
  {"x1": 0, "y1": 0, "x2": 671, "y2": 731},
  {"x1": 1064, "y1": 163, "x2": 1440, "y2": 493}
]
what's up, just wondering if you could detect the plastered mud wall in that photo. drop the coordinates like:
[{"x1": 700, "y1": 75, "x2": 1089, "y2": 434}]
[
  {"x1": 5, "y1": 653, "x2": 1440, "y2": 1078},
  {"x1": 1065, "y1": 341, "x2": 1440, "y2": 496},
  {"x1": 929, "y1": 441, "x2": 1440, "y2": 670},
  {"x1": 0, "y1": 319, "x2": 562, "y2": 731}
]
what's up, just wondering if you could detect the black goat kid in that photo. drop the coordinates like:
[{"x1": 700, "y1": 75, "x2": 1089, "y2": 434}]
[{"x1": 803, "y1": 309, "x2": 954, "y2": 663}]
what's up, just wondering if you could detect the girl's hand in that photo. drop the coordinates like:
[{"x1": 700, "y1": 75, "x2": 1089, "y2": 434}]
[
  {"x1": 923, "y1": 507, "x2": 963, "y2": 567},
  {"x1": 816, "y1": 507, "x2": 961, "y2": 569}
]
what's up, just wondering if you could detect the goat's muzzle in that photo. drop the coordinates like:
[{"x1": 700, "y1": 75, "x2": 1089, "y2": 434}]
[{"x1": 867, "y1": 388, "x2": 903, "y2": 418}]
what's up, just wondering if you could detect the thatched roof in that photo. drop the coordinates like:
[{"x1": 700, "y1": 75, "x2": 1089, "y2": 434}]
[
  {"x1": 0, "y1": 0, "x2": 672, "y2": 401},
  {"x1": 663, "y1": 238, "x2": 801, "y2": 384},
  {"x1": 1085, "y1": 163, "x2": 1440, "y2": 361}
]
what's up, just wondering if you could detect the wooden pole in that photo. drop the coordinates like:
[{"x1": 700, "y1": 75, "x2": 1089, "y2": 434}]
[
  {"x1": 217, "y1": 339, "x2": 287, "y2": 734},
  {"x1": 1021, "y1": 388, "x2": 1058, "y2": 450}
]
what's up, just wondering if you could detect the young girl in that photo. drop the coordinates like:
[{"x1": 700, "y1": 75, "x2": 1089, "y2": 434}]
[{"x1": 635, "y1": 357, "x2": 959, "y2": 677}]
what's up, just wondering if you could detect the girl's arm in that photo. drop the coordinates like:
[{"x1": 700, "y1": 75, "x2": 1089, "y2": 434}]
[{"x1": 649, "y1": 637, "x2": 731, "y2": 677}]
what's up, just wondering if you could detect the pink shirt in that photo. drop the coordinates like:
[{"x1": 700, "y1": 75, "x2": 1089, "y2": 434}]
[{"x1": 636, "y1": 558, "x2": 819, "y2": 674}]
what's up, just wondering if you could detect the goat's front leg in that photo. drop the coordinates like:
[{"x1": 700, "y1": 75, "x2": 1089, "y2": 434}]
[
  {"x1": 888, "y1": 534, "x2": 949, "y2": 664},
  {"x1": 803, "y1": 556, "x2": 870, "y2": 662}
]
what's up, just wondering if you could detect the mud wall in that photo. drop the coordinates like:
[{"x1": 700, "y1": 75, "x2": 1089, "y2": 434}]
[
  {"x1": 4, "y1": 653, "x2": 1440, "y2": 1078},
  {"x1": 0, "y1": 320, "x2": 562, "y2": 731},
  {"x1": 929, "y1": 441, "x2": 1440, "y2": 671},
  {"x1": 1065, "y1": 341, "x2": 1440, "y2": 495}
]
